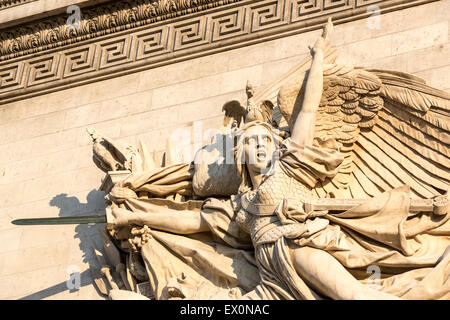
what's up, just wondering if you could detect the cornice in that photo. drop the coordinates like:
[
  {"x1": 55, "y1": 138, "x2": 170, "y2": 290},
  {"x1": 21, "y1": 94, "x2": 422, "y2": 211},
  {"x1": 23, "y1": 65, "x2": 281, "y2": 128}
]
[
  {"x1": 0, "y1": 0, "x2": 440, "y2": 105},
  {"x1": 0, "y1": 0, "x2": 243, "y2": 61},
  {"x1": 0, "y1": 0, "x2": 37, "y2": 10}
]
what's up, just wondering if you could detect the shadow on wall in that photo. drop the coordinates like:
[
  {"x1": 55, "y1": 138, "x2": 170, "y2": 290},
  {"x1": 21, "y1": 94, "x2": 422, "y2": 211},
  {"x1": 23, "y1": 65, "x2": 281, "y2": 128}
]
[{"x1": 19, "y1": 190, "x2": 107, "y2": 300}]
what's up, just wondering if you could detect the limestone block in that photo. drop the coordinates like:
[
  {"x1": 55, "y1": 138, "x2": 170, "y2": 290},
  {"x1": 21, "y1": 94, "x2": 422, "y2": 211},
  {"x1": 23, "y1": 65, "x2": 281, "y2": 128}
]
[
  {"x1": 0, "y1": 262, "x2": 102, "y2": 300},
  {"x1": 1, "y1": 157, "x2": 40, "y2": 186},
  {"x1": 3, "y1": 168, "x2": 102, "y2": 210},
  {"x1": 344, "y1": 35, "x2": 393, "y2": 66},
  {"x1": 0, "y1": 229, "x2": 22, "y2": 254},
  {"x1": 435, "y1": 0, "x2": 450, "y2": 22},
  {"x1": 261, "y1": 54, "x2": 308, "y2": 87},
  {"x1": 262, "y1": 30, "x2": 322, "y2": 62},
  {"x1": 20, "y1": 171, "x2": 75, "y2": 206},
  {"x1": 392, "y1": 22, "x2": 448, "y2": 56},
  {"x1": 136, "y1": 124, "x2": 193, "y2": 156},
  {"x1": 19, "y1": 225, "x2": 76, "y2": 251},
  {"x1": 414, "y1": 65, "x2": 450, "y2": 90},
  {"x1": 97, "y1": 90, "x2": 153, "y2": 124},
  {"x1": 0, "y1": 265, "x2": 68, "y2": 299},
  {"x1": 0, "y1": 184, "x2": 24, "y2": 209},
  {"x1": 151, "y1": 64, "x2": 263, "y2": 109},
  {"x1": 3, "y1": 147, "x2": 86, "y2": 186},
  {"x1": 1, "y1": 73, "x2": 142, "y2": 128},
  {"x1": 119, "y1": 105, "x2": 180, "y2": 138},
  {"x1": 341, "y1": 1, "x2": 445, "y2": 45},
  {"x1": 47, "y1": 189, "x2": 106, "y2": 217},
  {"x1": 0, "y1": 214, "x2": 18, "y2": 232},
  {"x1": 0, "y1": 240, "x2": 73, "y2": 276},
  {"x1": 219, "y1": 65, "x2": 264, "y2": 96},
  {"x1": 405, "y1": 43, "x2": 450, "y2": 74},
  {"x1": 360, "y1": 53, "x2": 409, "y2": 73},
  {"x1": 0, "y1": 111, "x2": 66, "y2": 145},
  {"x1": 1, "y1": 198, "x2": 60, "y2": 221},
  {"x1": 175, "y1": 90, "x2": 246, "y2": 126},
  {"x1": 75, "y1": 145, "x2": 99, "y2": 169},
  {"x1": 65, "y1": 167, "x2": 105, "y2": 195},
  {"x1": 80, "y1": 73, "x2": 140, "y2": 106},
  {"x1": 28, "y1": 130, "x2": 78, "y2": 160},
  {"x1": 227, "y1": 44, "x2": 266, "y2": 70},
  {"x1": 63, "y1": 102, "x2": 103, "y2": 130},
  {"x1": 137, "y1": 52, "x2": 230, "y2": 92},
  {"x1": 0, "y1": 100, "x2": 27, "y2": 126}
]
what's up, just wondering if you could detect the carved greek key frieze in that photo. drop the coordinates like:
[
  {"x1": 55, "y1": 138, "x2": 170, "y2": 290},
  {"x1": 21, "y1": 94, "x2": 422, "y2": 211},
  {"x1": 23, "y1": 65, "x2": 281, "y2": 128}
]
[
  {"x1": 99, "y1": 37, "x2": 134, "y2": 69},
  {"x1": 250, "y1": 0, "x2": 288, "y2": 32},
  {"x1": 27, "y1": 54, "x2": 62, "y2": 87},
  {"x1": 135, "y1": 27, "x2": 171, "y2": 60},
  {"x1": 0, "y1": 0, "x2": 243, "y2": 61},
  {"x1": 290, "y1": 0, "x2": 322, "y2": 22},
  {"x1": 0, "y1": 0, "x2": 438, "y2": 104},
  {"x1": 211, "y1": 8, "x2": 249, "y2": 42},
  {"x1": 173, "y1": 18, "x2": 210, "y2": 51},
  {"x1": 0, "y1": 62, "x2": 24, "y2": 91},
  {"x1": 63, "y1": 44, "x2": 98, "y2": 78}
]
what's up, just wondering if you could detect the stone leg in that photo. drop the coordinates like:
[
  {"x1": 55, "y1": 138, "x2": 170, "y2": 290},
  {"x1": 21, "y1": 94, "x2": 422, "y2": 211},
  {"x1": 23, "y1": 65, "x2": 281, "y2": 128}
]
[{"x1": 292, "y1": 246, "x2": 401, "y2": 300}]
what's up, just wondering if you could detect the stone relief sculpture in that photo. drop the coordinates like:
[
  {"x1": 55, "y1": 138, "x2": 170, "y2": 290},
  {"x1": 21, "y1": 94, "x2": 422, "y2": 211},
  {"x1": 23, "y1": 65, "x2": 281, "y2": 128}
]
[{"x1": 13, "y1": 19, "x2": 450, "y2": 300}]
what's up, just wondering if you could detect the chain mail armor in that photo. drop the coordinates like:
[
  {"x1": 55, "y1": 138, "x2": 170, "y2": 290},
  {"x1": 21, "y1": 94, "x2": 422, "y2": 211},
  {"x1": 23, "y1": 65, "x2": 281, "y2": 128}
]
[{"x1": 236, "y1": 163, "x2": 314, "y2": 246}]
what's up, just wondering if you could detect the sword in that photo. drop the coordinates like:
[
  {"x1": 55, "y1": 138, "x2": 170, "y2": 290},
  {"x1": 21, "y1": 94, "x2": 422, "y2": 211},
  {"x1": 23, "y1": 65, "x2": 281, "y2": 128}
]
[
  {"x1": 11, "y1": 193, "x2": 448, "y2": 226},
  {"x1": 11, "y1": 214, "x2": 106, "y2": 226}
]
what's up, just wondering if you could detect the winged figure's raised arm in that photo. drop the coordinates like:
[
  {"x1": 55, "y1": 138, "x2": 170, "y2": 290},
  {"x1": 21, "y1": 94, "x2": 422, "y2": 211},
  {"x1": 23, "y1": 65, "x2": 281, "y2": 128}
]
[
  {"x1": 276, "y1": 23, "x2": 449, "y2": 200},
  {"x1": 290, "y1": 19, "x2": 332, "y2": 147}
]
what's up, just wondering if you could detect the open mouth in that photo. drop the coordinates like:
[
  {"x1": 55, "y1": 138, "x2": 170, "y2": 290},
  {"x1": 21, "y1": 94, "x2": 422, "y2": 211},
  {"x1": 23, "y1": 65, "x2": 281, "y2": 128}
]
[{"x1": 256, "y1": 149, "x2": 267, "y2": 160}]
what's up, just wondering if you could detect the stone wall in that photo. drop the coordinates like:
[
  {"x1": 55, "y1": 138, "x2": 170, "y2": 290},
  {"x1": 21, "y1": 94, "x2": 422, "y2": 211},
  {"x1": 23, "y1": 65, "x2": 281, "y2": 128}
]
[{"x1": 0, "y1": 0, "x2": 448, "y2": 299}]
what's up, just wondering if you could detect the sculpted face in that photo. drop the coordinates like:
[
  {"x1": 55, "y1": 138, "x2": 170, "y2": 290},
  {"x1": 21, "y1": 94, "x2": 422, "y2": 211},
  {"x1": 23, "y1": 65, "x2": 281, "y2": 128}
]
[{"x1": 244, "y1": 125, "x2": 275, "y2": 173}]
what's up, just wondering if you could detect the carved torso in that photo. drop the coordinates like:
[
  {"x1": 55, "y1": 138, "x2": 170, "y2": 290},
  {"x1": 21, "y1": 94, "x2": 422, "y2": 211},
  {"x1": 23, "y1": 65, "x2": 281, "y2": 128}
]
[{"x1": 236, "y1": 163, "x2": 313, "y2": 246}]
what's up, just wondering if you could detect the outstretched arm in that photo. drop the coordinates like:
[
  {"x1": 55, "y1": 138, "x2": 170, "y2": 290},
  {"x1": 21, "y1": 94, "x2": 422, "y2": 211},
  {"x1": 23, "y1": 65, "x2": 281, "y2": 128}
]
[
  {"x1": 290, "y1": 25, "x2": 330, "y2": 146},
  {"x1": 111, "y1": 207, "x2": 210, "y2": 234}
]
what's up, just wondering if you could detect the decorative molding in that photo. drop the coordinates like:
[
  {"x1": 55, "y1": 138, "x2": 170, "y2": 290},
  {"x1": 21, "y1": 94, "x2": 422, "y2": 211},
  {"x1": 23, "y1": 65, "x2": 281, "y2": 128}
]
[
  {"x1": 0, "y1": 0, "x2": 439, "y2": 105},
  {"x1": 0, "y1": 0, "x2": 37, "y2": 10},
  {"x1": 0, "y1": 0, "x2": 243, "y2": 61}
]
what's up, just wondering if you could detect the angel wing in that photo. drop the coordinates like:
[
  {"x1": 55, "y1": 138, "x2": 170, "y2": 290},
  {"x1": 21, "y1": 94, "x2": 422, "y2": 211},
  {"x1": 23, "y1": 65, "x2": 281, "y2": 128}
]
[{"x1": 278, "y1": 64, "x2": 450, "y2": 199}]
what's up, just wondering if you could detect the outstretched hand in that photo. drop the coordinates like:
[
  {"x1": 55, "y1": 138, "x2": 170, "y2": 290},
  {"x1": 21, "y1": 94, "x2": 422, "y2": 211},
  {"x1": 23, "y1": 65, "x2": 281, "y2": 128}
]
[{"x1": 309, "y1": 17, "x2": 333, "y2": 56}]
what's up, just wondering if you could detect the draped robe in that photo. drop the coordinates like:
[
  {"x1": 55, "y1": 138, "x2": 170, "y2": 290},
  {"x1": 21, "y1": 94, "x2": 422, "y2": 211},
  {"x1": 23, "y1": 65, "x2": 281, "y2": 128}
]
[{"x1": 109, "y1": 139, "x2": 450, "y2": 300}]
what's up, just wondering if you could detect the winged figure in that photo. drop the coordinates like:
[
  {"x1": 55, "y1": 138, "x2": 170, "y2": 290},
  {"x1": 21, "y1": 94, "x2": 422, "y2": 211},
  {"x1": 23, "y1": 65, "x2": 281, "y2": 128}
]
[
  {"x1": 20, "y1": 19, "x2": 448, "y2": 300},
  {"x1": 98, "y1": 19, "x2": 449, "y2": 300}
]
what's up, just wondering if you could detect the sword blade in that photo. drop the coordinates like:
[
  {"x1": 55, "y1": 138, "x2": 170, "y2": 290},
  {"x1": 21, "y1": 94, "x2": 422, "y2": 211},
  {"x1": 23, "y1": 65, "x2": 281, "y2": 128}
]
[{"x1": 11, "y1": 215, "x2": 107, "y2": 226}]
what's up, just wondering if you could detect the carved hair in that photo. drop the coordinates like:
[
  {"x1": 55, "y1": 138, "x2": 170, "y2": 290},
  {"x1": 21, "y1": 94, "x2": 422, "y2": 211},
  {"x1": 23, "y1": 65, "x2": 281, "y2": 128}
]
[{"x1": 234, "y1": 121, "x2": 283, "y2": 194}]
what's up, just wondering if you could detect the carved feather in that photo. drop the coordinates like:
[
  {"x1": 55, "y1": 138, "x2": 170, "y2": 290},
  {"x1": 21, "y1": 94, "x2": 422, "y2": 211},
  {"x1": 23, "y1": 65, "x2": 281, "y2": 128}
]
[{"x1": 278, "y1": 63, "x2": 449, "y2": 199}]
